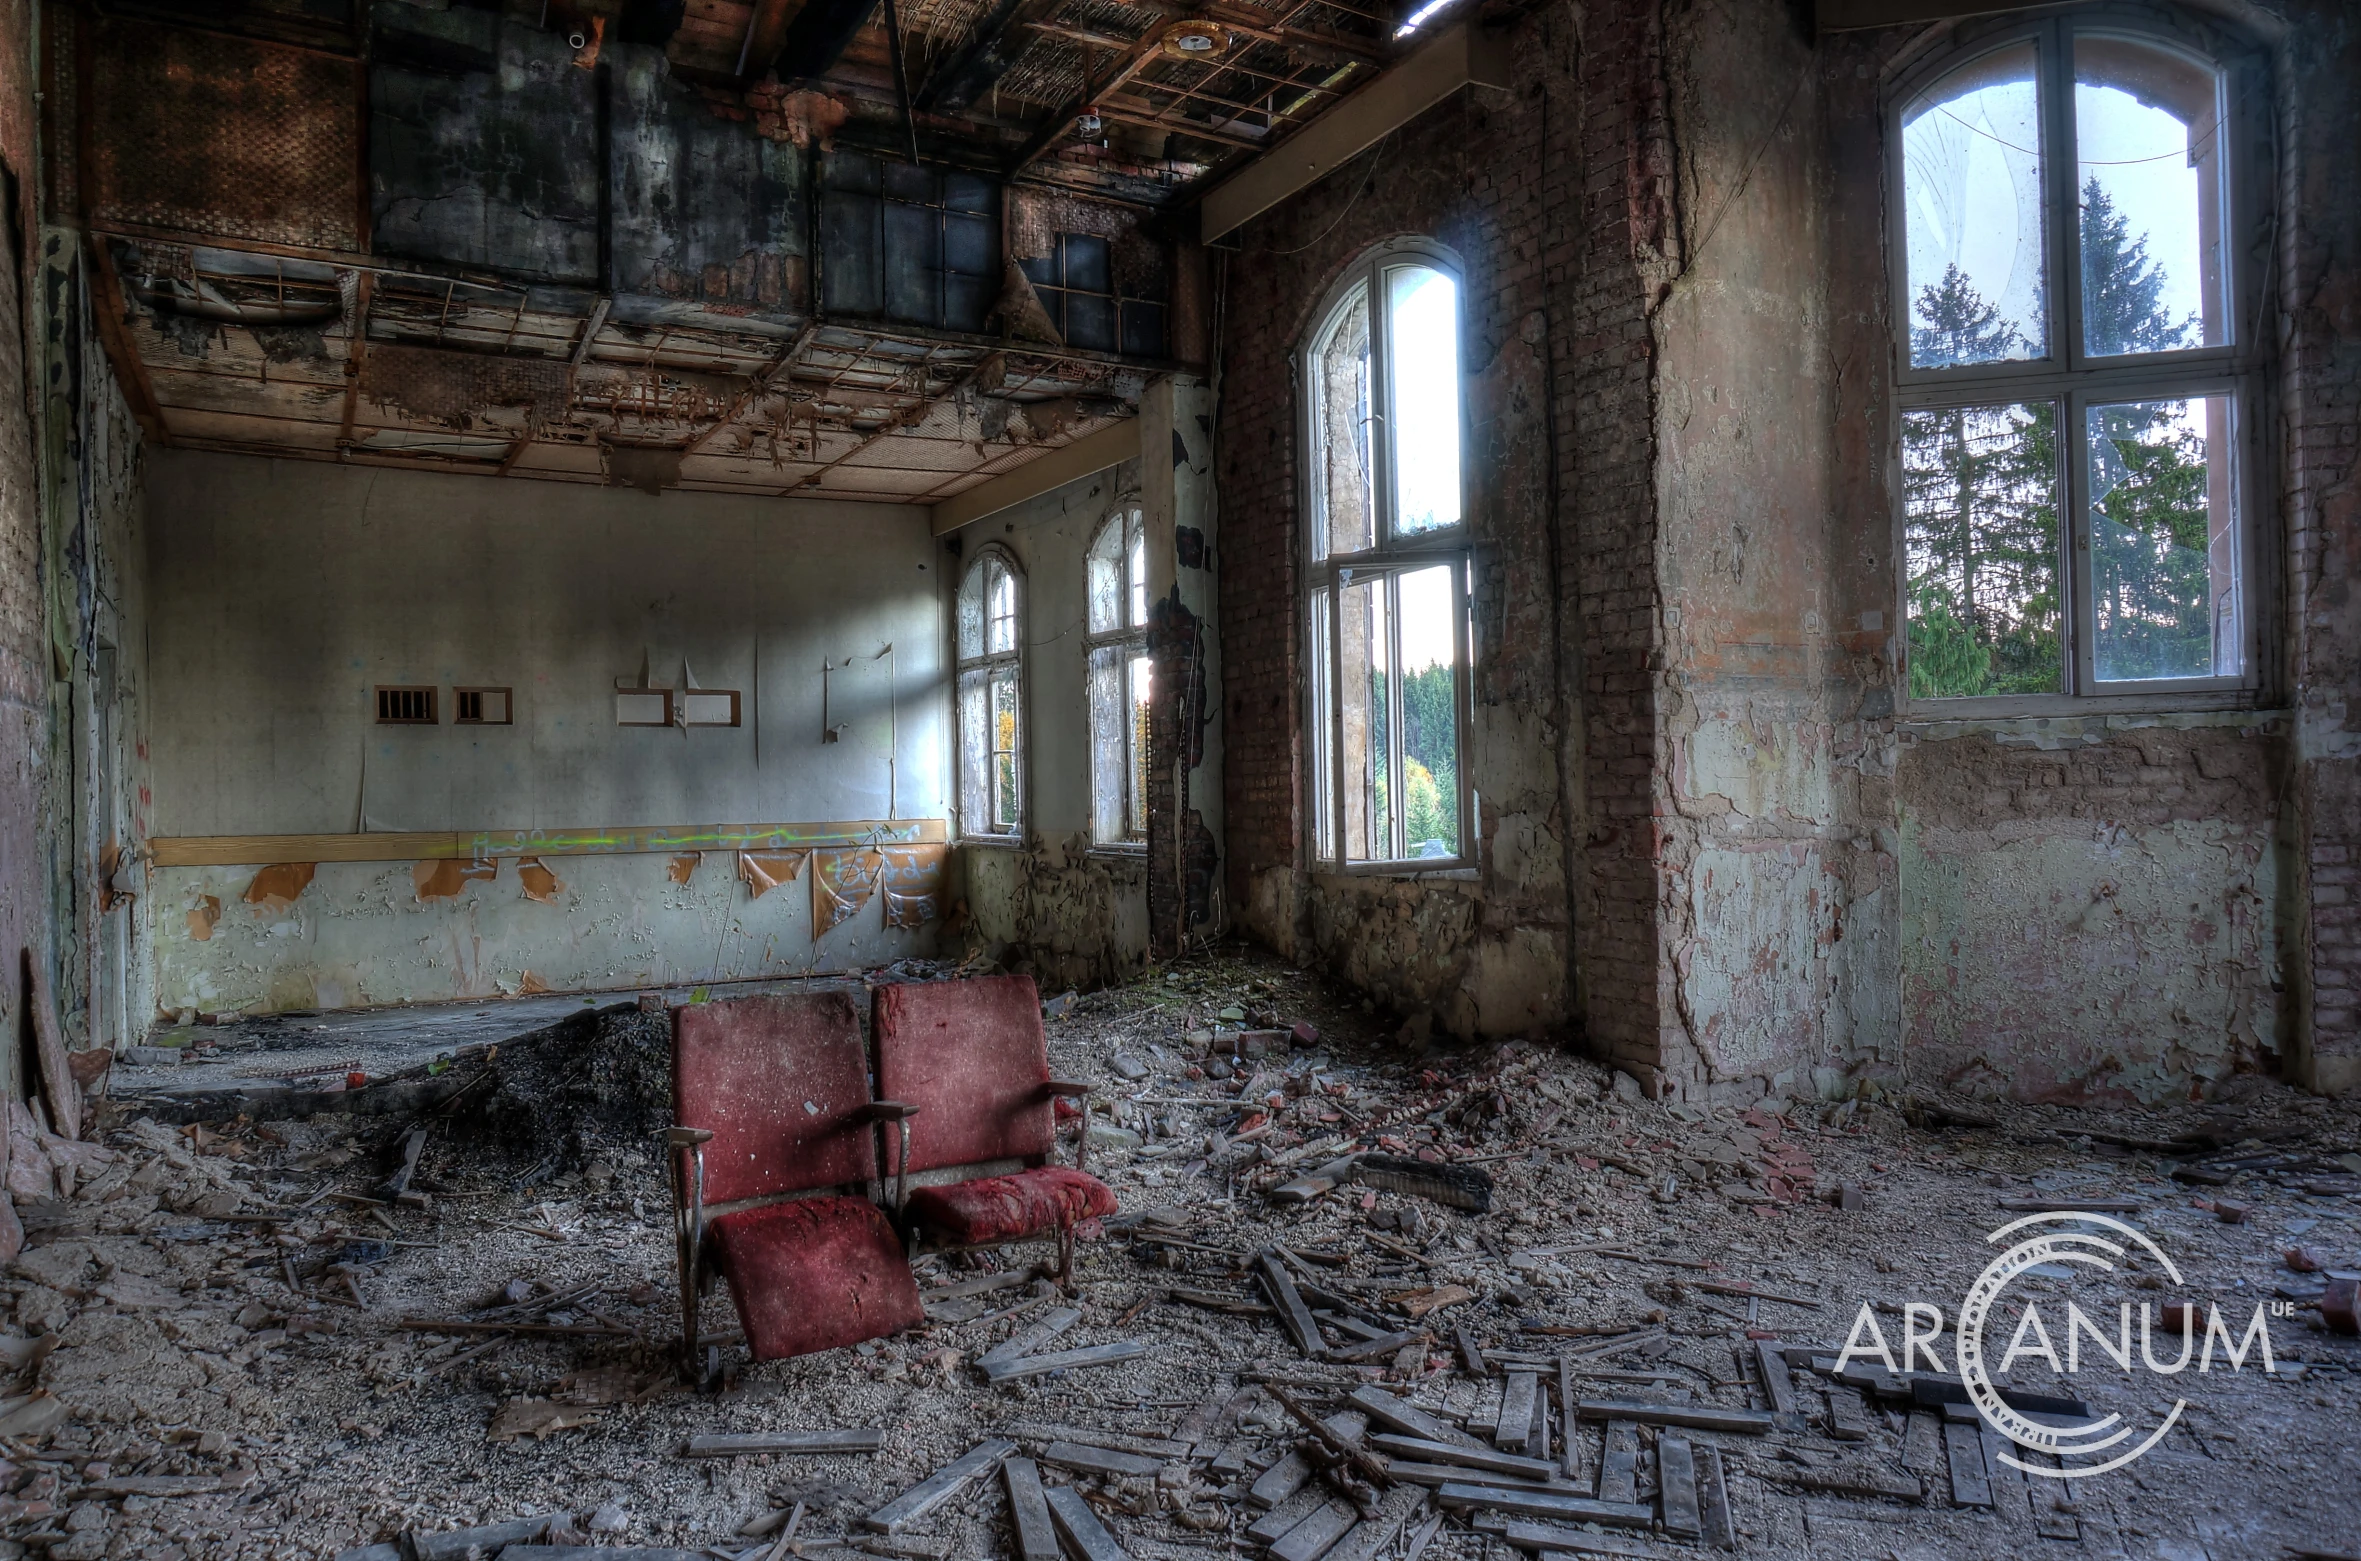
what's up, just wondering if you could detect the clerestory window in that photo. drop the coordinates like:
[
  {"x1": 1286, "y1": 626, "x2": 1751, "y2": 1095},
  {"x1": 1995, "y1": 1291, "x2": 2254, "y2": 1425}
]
[
  {"x1": 1086, "y1": 507, "x2": 1152, "y2": 849},
  {"x1": 1892, "y1": 14, "x2": 2264, "y2": 709},
  {"x1": 956, "y1": 546, "x2": 1025, "y2": 839},
  {"x1": 1302, "y1": 240, "x2": 1472, "y2": 870}
]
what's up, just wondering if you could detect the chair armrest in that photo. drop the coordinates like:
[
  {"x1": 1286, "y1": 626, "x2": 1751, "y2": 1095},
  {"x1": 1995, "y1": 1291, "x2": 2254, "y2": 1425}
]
[
  {"x1": 860, "y1": 1100, "x2": 922, "y2": 1121},
  {"x1": 667, "y1": 1126, "x2": 715, "y2": 1147},
  {"x1": 1043, "y1": 1079, "x2": 1093, "y2": 1098},
  {"x1": 861, "y1": 1102, "x2": 920, "y2": 1209}
]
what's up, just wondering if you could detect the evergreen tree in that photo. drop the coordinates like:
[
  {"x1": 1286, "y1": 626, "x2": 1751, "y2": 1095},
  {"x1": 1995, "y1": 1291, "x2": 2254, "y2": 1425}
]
[
  {"x1": 1910, "y1": 263, "x2": 2023, "y2": 368},
  {"x1": 2079, "y1": 177, "x2": 2200, "y2": 357}
]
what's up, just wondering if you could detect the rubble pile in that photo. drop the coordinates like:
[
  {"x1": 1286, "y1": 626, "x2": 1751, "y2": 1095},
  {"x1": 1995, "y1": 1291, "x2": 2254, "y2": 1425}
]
[{"x1": 0, "y1": 947, "x2": 2347, "y2": 1559}]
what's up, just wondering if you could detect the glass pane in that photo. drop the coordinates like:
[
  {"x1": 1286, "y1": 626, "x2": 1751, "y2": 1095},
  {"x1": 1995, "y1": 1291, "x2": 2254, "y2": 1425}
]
[
  {"x1": 957, "y1": 562, "x2": 986, "y2": 659},
  {"x1": 1086, "y1": 519, "x2": 1123, "y2": 635},
  {"x1": 1088, "y1": 644, "x2": 1125, "y2": 843},
  {"x1": 1127, "y1": 653, "x2": 1152, "y2": 839},
  {"x1": 1902, "y1": 400, "x2": 2064, "y2": 697},
  {"x1": 987, "y1": 560, "x2": 1019, "y2": 654},
  {"x1": 1311, "y1": 286, "x2": 1375, "y2": 558},
  {"x1": 1309, "y1": 585, "x2": 1334, "y2": 863},
  {"x1": 2077, "y1": 36, "x2": 2224, "y2": 356},
  {"x1": 2088, "y1": 396, "x2": 2238, "y2": 681},
  {"x1": 1397, "y1": 564, "x2": 1460, "y2": 858},
  {"x1": 1387, "y1": 265, "x2": 1461, "y2": 535},
  {"x1": 1339, "y1": 574, "x2": 1391, "y2": 862},
  {"x1": 1902, "y1": 44, "x2": 2048, "y2": 368},
  {"x1": 958, "y1": 668, "x2": 992, "y2": 830},
  {"x1": 990, "y1": 668, "x2": 1021, "y2": 831},
  {"x1": 1129, "y1": 519, "x2": 1149, "y2": 629}
]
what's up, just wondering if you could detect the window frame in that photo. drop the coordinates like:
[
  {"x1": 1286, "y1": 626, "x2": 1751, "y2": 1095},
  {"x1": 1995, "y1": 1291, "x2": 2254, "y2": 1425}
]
[
  {"x1": 955, "y1": 544, "x2": 1028, "y2": 844},
  {"x1": 1886, "y1": 8, "x2": 2273, "y2": 718},
  {"x1": 1298, "y1": 238, "x2": 1476, "y2": 875},
  {"x1": 1085, "y1": 506, "x2": 1152, "y2": 852}
]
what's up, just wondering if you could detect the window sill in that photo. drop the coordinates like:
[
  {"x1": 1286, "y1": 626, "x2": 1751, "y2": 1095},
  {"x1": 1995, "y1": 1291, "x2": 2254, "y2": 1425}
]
[
  {"x1": 1086, "y1": 843, "x2": 1149, "y2": 860},
  {"x1": 958, "y1": 834, "x2": 1027, "y2": 850},
  {"x1": 1900, "y1": 702, "x2": 2292, "y2": 745},
  {"x1": 1309, "y1": 863, "x2": 1479, "y2": 884},
  {"x1": 1900, "y1": 688, "x2": 2267, "y2": 723}
]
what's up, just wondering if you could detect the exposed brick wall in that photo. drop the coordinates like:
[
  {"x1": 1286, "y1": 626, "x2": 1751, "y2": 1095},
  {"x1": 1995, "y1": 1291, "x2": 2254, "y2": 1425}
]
[{"x1": 2278, "y1": 1, "x2": 2361, "y2": 1089}]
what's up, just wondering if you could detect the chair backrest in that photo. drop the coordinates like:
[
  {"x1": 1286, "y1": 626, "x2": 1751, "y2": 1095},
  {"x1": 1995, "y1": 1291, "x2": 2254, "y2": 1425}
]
[
  {"x1": 873, "y1": 974, "x2": 1052, "y2": 1176},
  {"x1": 673, "y1": 990, "x2": 878, "y2": 1206}
]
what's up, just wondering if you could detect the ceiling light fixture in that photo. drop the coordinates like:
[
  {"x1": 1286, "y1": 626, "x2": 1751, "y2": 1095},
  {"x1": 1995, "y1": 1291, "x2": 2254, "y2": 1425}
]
[
  {"x1": 1158, "y1": 20, "x2": 1232, "y2": 58},
  {"x1": 1077, "y1": 105, "x2": 1104, "y2": 137}
]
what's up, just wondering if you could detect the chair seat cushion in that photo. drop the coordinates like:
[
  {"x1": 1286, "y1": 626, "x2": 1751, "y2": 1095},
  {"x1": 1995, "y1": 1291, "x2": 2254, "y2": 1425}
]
[
  {"x1": 905, "y1": 1166, "x2": 1118, "y2": 1246},
  {"x1": 706, "y1": 1195, "x2": 923, "y2": 1360}
]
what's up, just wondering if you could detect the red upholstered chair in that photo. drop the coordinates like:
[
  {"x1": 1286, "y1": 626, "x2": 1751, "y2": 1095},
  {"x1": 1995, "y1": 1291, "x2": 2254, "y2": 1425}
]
[
  {"x1": 872, "y1": 974, "x2": 1117, "y2": 1278},
  {"x1": 668, "y1": 992, "x2": 923, "y2": 1381}
]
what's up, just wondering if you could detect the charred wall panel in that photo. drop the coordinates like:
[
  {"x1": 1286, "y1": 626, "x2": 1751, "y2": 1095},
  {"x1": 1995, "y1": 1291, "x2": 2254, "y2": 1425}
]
[
  {"x1": 370, "y1": 7, "x2": 601, "y2": 283},
  {"x1": 80, "y1": 14, "x2": 363, "y2": 252},
  {"x1": 609, "y1": 46, "x2": 807, "y2": 310}
]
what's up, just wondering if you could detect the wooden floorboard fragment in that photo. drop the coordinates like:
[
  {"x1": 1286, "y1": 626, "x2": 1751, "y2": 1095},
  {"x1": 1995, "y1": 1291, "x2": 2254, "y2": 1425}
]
[
  {"x1": 1001, "y1": 1457, "x2": 1059, "y2": 1561},
  {"x1": 1658, "y1": 1435, "x2": 1702, "y2": 1539},
  {"x1": 1044, "y1": 1484, "x2": 1133, "y2": 1561},
  {"x1": 862, "y1": 1439, "x2": 1016, "y2": 1532},
  {"x1": 1943, "y1": 1418, "x2": 1993, "y2": 1508}
]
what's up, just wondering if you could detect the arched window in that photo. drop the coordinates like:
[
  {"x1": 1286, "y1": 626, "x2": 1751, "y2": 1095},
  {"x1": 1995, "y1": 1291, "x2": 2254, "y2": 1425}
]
[
  {"x1": 956, "y1": 547, "x2": 1024, "y2": 839},
  {"x1": 1086, "y1": 507, "x2": 1151, "y2": 848},
  {"x1": 1893, "y1": 14, "x2": 2262, "y2": 706},
  {"x1": 1301, "y1": 240, "x2": 1471, "y2": 869}
]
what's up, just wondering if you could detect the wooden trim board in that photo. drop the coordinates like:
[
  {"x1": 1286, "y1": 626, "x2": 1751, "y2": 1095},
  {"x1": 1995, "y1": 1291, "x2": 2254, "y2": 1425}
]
[
  {"x1": 930, "y1": 418, "x2": 1140, "y2": 535},
  {"x1": 149, "y1": 818, "x2": 950, "y2": 867}
]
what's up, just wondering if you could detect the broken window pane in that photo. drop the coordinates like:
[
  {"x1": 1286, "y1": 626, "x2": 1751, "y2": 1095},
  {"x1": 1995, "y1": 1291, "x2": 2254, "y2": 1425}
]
[
  {"x1": 1387, "y1": 265, "x2": 1461, "y2": 535},
  {"x1": 1339, "y1": 574, "x2": 1391, "y2": 863},
  {"x1": 2088, "y1": 395, "x2": 2237, "y2": 681},
  {"x1": 1308, "y1": 584, "x2": 1334, "y2": 863},
  {"x1": 1397, "y1": 564, "x2": 1461, "y2": 858},
  {"x1": 990, "y1": 668, "x2": 1021, "y2": 832},
  {"x1": 987, "y1": 560, "x2": 1018, "y2": 654},
  {"x1": 1903, "y1": 400, "x2": 2064, "y2": 697},
  {"x1": 958, "y1": 550, "x2": 1023, "y2": 837},
  {"x1": 1087, "y1": 508, "x2": 1150, "y2": 846},
  {"x1": 1902, "y1": 43, "x2": 2048, "y2": 368},
  {"x1": 1310, "y1": 285, "x2": 1374, "y2": 559},
  {"x1": 2076, "y1": 36, "x2": 2224, "y2": 357},
  {"x1": 1127, "y1": 653, "x2": 1152, "y2": 839},
  {"x1": 1088, "y1": 645, "x2": 1126, "y2": 843}
]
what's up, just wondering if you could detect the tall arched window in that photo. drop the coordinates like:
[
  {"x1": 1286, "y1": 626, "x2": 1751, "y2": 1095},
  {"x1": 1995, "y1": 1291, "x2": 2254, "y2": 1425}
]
[
  {"x1": 956, "y1": 547, "x2": 1024, "y2": 839},
  {"x1": 1301, "y1": 240, "x2": 1471, "y2": 869},
  {"x1": 1086, "y1": 507, "x2": 1151, "y2": 848},
  {"x1": 1893, "y1": 13, "x2": 2263, "y2": 708}
]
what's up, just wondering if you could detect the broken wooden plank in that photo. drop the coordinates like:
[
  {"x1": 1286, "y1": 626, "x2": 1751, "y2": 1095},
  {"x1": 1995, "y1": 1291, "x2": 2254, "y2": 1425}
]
[
  {"x1": 1943, "y1": 1418, "x2": 1992, "y2": 1508},
  {"x1": 1330, "y1": 1328, "x2": 1426, "y2": 1364},
  {"x1": 682, "y1": 1429, "x2": 882, "y2": 1457},
  {"x1": 1657, "y1": 1436, "x2": 1701, "y2": 1540},
  {"x1": 2025, "y1": 1452, "x2": 2081, "y2": 1541},
  {"x1": 1002, "y1": 1457, "x2": 1059, "y2": 1561},
  {"x1": 1268, "y1": 1499, "x2": 1359, "y2": 1561},
  {"x1": 1981, "y1": 1424, "x2": 2032, "y2": 1530},
  {"x1": 1249, "y1": 1487, "x2": 1334, "y2": 1545},
  {"x1": 1521, "y1": 1376, "x2": 1549, "y2": 1462},
  {"x1": 407, "y1": 1517, "x2": 557, "y2": 1559},
  {"x1": 1574, "y1": 1400, "x2": 1774, "y2": 1435},
  {"x1": 1597, "y1": 1420, "x2": 1638, "y2": 1506},
  {"x1": 1043, "y1": 1483, "x2": 1133, "y2": 1561},
  {"x1": 1369, "y1": 1433, "x2": 1559, "y2": 1480},
  {"x1": 1752, "y1": 1339, "x2": 1797, "y2": 1418},
  {"x1": 1347, "y1": 1386, "x2": 1487, "y2": 1449},
  {"x1": 1486, "y1": 1520, "x2": 1658, "y2": 1558},
  {"x1": 1323, "y1": 1483, "x2": 1429, "y2": 1561},
  {"x1": 921, "y1": 1268, "x2": 1041, "y2": 1303},
  {"x1": 1696, "y1": 1444, "x2": 1736, "y2": 1551},
  {"x1": 1751, "y1": 1459, "x2": 1924, "y2": 1503},
  {"x1": 1456, "y1": 1326, "x2": 1486, "y2": 1374},
  {"x1": 1496, "y1": 1370, "x2": 1539, "y2": 1449},
  {"x1": 980, "y1": 1341, "x2": 1149, "y2": 1383},
  {"x1": 1257, "y1": 1250, "x2": 1327, "y2": 1359},
  {"x1": 862, "y1": 1440, "x2": 1017, "y2": 1532},
  {"x1": 1040, "y1": 1441, "x2": 1161, "y2": 1480},
  {"x1": 1383, "y1": 1462, "x2": 1587, "y2": 1495},
  {"x1": 1271, "y1": 1153, "x2": 1365, "y2": 1203},
  {"x1": 1692, "y1": 1280, "x2": 1820, "y2": 1309},
  {"x1": 1556, "y1": 1356, "x2": 1583, "y2": 1480},
  {"x1": 1826, "y1": 1384, "x2": 1871, "y2": 1442},
  {"x1": 979, "y1": 1306, "x2": 1082, "y2": 1370},
  {"x1": 1431, "y1": 1483, "x2": 1655, "y2": 1528},
  {"x1": 1900, "y1": 1410, "x2": 1944, "y2": 1473},
  {"x1": 1249, "y1": 1450, "x2": 1313, "y2": 1510},
  {"x1": 1996, "y1": 1197, "x2": 2142, "y2": 1214},
  {"x1": 1007, "y1": 1422, "x2": 1191, "y2": 1460}
]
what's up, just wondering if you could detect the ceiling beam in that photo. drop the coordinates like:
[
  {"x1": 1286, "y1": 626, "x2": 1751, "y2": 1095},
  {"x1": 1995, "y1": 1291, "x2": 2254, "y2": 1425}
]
[
  {"x1": 85, "y1": 238, "x2": 173, "y2": 446},
  {"x1": 1005, "y1": 30, "x2": 1173, "y2": 175},
  {"x1": 499, "y1": 296, "x2": 609, "y2": 476},
  {"x1": 774, "y1": 0, "x2": 883, "y2": 82},
  {"x1": 789, "y1": 351, "x2": 1002, "y2": 494},
  {"x1": 915, "y1": 0, "x2": 1066, "y2": 114},
  {"x1": 1196, "y1": 17, "x2": 1506, "y2": 242},
  {"x1": 929, "y1": 415, "x2": 1138, "y2": 535},
  {"x1": 335, "y1": 270, "x2": 375, "y2": 453},
  {"x1": 679, "y1": 315, "x2": 823, "y2": 458}
]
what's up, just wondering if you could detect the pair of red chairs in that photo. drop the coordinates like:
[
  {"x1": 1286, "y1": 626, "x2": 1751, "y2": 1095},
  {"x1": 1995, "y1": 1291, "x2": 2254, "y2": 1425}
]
[{"x1": 665, "y1": 975, "x2": 1119, "y2": 1373}]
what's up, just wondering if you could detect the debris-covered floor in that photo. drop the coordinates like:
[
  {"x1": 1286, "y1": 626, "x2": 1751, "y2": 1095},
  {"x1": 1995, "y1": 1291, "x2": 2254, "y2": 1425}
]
[{"x1": 4, "y1": 948, "x2": 2358, "y2": 1561}]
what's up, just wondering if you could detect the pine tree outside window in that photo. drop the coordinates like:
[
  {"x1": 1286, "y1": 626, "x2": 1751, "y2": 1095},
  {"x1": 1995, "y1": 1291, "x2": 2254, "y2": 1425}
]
[
  {"x1": 956, "y1": 546, "x2": 1025, "y2": 839},
  {"x1": 1301, "y1": 240, "x2": 1474, "y2": 871},
  {"x1": 1891, "y1": 14, "x2": 2265, "y2": 710},
  {"x1": 1086, "y1": 507, "x2": 1152, "y2": 848}
]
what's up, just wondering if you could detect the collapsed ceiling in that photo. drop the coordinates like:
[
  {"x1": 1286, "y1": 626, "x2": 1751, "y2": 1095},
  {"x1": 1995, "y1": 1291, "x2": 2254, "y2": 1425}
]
[{"x1": 49, "y1": 0, "x2": 1421, "y2": 501}]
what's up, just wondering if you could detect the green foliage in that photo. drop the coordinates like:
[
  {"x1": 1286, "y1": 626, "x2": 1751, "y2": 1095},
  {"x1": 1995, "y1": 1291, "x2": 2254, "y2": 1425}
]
[
  {"x1": 1911, "y1": 262, "x2": 2026, "y2": 367},
  {"x1": 2079, "y1": 178, "x2": 2199, "y2": 358}
]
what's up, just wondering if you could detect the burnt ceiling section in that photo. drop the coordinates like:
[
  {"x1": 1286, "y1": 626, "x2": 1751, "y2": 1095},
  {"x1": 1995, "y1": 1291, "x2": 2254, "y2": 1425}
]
[{"x1": 48, "y1": 0, "x2": 1392, "y2": 499}]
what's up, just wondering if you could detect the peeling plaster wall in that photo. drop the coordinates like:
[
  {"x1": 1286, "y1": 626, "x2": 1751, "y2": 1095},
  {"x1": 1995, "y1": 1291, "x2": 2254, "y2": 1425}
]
[
  {"x1": 951, "y1": 459, "x2": 1152, "y2": 990},
  {"x1": 1897, "y1": 718, "x2": 2289, "y2": 1103},
  {"x1": 145, "y1": 451, "x2": 951, "y2": 1014},
  {"x1": 0, "y1": 0, "x2": 46, "y2": 1097}
]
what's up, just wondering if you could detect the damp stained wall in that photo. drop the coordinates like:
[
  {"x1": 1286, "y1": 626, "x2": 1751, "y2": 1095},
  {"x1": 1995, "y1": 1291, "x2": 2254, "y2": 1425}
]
[
  {"x1": 144, "y1": 451, "x2": 951, "y2": 1014},
  {"x1": 954, "y1": 458, "x2": 1152, "y2": 990}
]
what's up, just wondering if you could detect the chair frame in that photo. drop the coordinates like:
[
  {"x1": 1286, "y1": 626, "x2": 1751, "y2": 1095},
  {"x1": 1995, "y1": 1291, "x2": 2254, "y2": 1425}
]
[{"x1": 889, "y1": 1076, "x2": 1100, "y2": 1280}]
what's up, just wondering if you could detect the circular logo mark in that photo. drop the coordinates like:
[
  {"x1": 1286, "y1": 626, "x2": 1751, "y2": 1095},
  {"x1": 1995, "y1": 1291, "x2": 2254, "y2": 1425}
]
[{"x1": 1956, "y1": 1212, "x2": 2186, "y2": 1480}]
